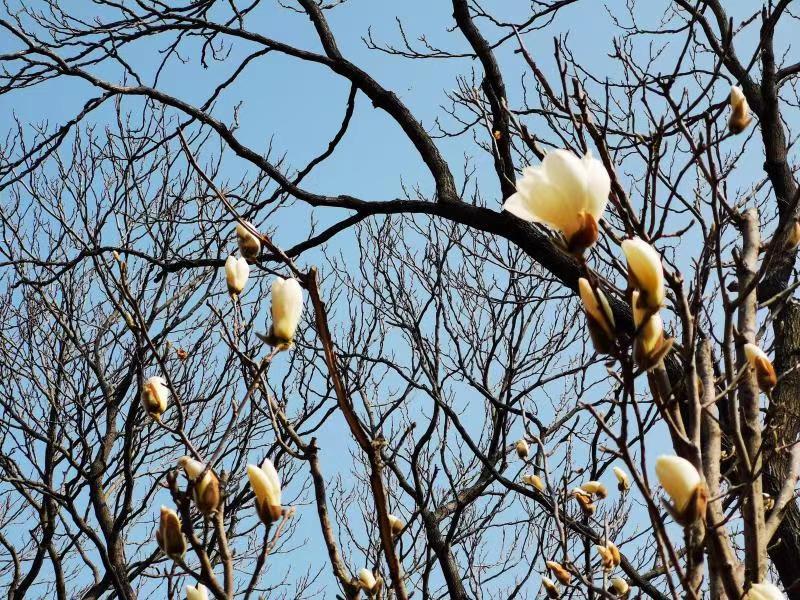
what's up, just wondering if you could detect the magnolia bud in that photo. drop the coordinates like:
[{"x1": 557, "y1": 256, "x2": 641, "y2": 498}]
[
  {"x1": 178, "y1": 457, "x2": 221, "y2": 516},
  {"x1": 247, "y1": 459, "x2": 283, "y2": 525},
  {"x1": 522, "y1": 474, "x2": 545, "y2": 491},
  {"x1": 515, "y1": 439, "x2": 530, "y2": 460},
  {"x1": 141, "y1": 376, "x2": 169, "y2": 420},
  {"x1": 269, "y1": 277, "x2": 304, "y2": 347},
  {"x1": 784, "y1": 220, "x2": 800, "y2": 251},
  {"x1": 728, "y1": 86, "x2": 752, "y2": 135},
  {"x1": 609, "y1": 577, "x2": 630, "y2": 597},
  {"x1": 578, "y1": 278, "x2": 616, "y2": 354},
  {"x1": 632, "y1": 292, "x2": 673, "y2": 370},
  {"x1": 572, "y1": 488, "x2": 595, "y2": 517},
  {"x1": 581, "y1": 481, "x2": 608, "y2": 499},
  {"x1": 224, "y1": 255, "x2": 249, "y2": 297},
  {"x1": 655, "y1": 455, "x2": 708, "y2": 526},
  {"x1": 186, "y1": 583, "x2": 208, "y2": 600},
  {"x1": 387, "y1": 514, "x2": 405, "y2": 537},
  {"x1": 357, "y1": 568, "x2": 382, "y2": 595},
  {"x1": 236, "y1": 220, "x2": 261, "y2": 260},
  {"x1": 595, "y1": 541, "x2": 621, "y2": 571},
  {"x1": 613, "y1": 467, "x2": 630, "y2": 492},
  {"x1": 744, "y1": 343, "x2": 777, "y2": 393},
  {"x1": 156, "y1": 506, "x2": 186, "y2": 558},
  {"x1": 541, "y1": 576, "x2": 560, "y2": 599},
  {"x1": 545, "y1": 561, "x2": 572, "y2": 585},
  {"x1": 763, "y1": 493, "x2": 775, "y2": 511},
  {"x1": 745, "y1": 582, "x2": 786, "y2": 600},
  {"x1": 622, "y1": 238, "x2": 665, "y2": 311}
]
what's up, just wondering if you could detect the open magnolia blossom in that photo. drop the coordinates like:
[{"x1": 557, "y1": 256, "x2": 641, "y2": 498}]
[
  {"x1": 621, "y1": 238, "x2": 665, "y2": 311},
  {"x1": 744, "y1": 343, "x2": 778, "y2": 393},
  {"x1": 515, "y1": 439, "x2": 530, "y2": 460},
  {"x1": 655, "y1": 455, "x2": 708, "y2": 526},
  {"x1": 581, "y1": 480, "x2": 608, "y2": 499},
  {"x1": 268, "y1": 277, "x2": 304, "y2": 347},
  {"x1": 387, "y1": 514, "x2": 405, "y2": 536},
  {"x1": 578, "y1": 278, "x2": 616, "y2": 354},
  {"x1": 186, "y1": 583, "x2": 208, "y2": 600},
  {"x1": 522, "y1": 473, "x2": 545, "y2": 491},
  {"x1": 178, "y1": 457, "x2": 220, "y2": 516},
  {"x1": 224, "y1": 255, "x2": 249, "y2": 297},
  {"x1": 247, "y1": 458, "x2": 283, "y2": 525},
  {"x1": 140, "y1": 376, "x2": 169, "y2": 420},
  {"x1": 503, "y1": 149, "x2": 610, "y2": 255},
  {"x1": 595, "y1": 541, "x2": 621, "y2": 571},
  {"x1": 541, "y1": 576, "x2": 560, "y2": 599},
  {"x1": 357, "y1": 568, "x2": 382, "y2": 595},
  {"x1": 632, "y1": 292, "x2": 672, "y2": 370},
  {"x1": 545, "y1": 561, "x2": 572, "y2": 585},
  {"x1": 729, "y1": 85, "x2": 753, "y2": 135},
  {"x1": 156, "y1": 506, "x2": 186, "y2": 559},
  {"x1": 609, "y1": 578, "x2": 630, "y2": 597},
  {"x1": 613, "y1": 467, "x2": 630, "y2": 492},
  {"x1": 746, "y1": 582, "x2": 786, "y2": 600},
  {"x1": 236, "y1": 220, "x2": 261, "y2": 260}
]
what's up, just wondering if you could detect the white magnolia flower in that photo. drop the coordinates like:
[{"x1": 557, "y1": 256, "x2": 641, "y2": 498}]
[
  {"x1": 141, "y1": 376, "x2": 169, "y2": 420},
  {"x1": 746, "y1": 582, "x2": 786, "y2": 600},
  {"x1": 224, "y1": 255, "x2": 250, "y2": 296},
  {"x1": 156, "y1": 506, "x2": 186, "y2": 558},
  {"x1": 236, "y1": 220, "x2": 261, "y2": 259},
  {"x1": 270, "y1": 277, "x2": 303, "y2": 345},
  {"x1": 358, "y1": 568, "x2": 381, "y2": 593},
  {"x1": 729, "y1": 85, "x2": 752, "y2": 134},
  {"x1": 744, "y1": 343, "x2": 777, "y2": 392},
  {"x1": 504, "y1": 150, "x2": 610, "y2": 253},
  {"x1": 655, "y1": 455, "x2": 707, "y2": 525},
  {"x1": 247, "y1": 458, "x2": 282, "y2": 524},
  {"x1": 387, "y1": 514, "x2": 405, "y2": 536},
  {"x1": 621, "y1": 238, "x2": 664, "y2": 310},
  {"x1": 613, "y1": 467, "x2": 630, "y2": 491},
  {"x1": 186, "y1": 583, "x2": 208, "y2": 600},
  {"x1": 515, "y1": 439, "x2": 530, "y2": 459},
  {"x1": 178, "y1": 457, "x2": 220, "y2": 515}
]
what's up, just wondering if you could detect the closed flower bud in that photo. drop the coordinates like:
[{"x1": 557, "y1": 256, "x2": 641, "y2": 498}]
[
  {"x1": 387, "y1": 514, "x2": 405, "y2": 536},
  {"x1": 784, "y1": 220, "x2": 800, "y2": 251},
  {"x1": 655, "y1": 455, "x2": 708, "y2": 526},
  {"x1": 236, "y1": 220, "x2": 261, "y2": 260},
  {"x1": 744, "y1": 343, "x2": 777, "y2": 393},
  {"x1": 178, "y1": 457, "x2": 220, "y2": 516},
  {"x1": 522, "y1": 474, "x2": 546, "y2": 491},
  {"x1": 541, "y1": 576, "x2": 560, "y2": 599},
  {"x1": 224, "y1": 255, "x2": 249, "y2": 297},
  {"x1": 745, "y1": 582, "x2": 786, "y2": 600},
  {"x1": 141, "y1": 376, "x2": 169, "y2": 420},
  {"x1": 269, "y1": 277, "x2": 303, "y2": 347},
  {"x1": 622, "y1": 238, "x2": 665, "y2": 311},
  {"x1": 763, "y1": 493, "x2": 775, "y2": 511},
  {"x1": 609, "y1": 578, "x2": 630, "y2": 597},
  {"x1": 515, "y1": 439, "x2": 530, "y2": 460},
  {"x1": 247, "y1": 459, "x2": 283, "y2": 525},
  {"x1": 632, "y1": 292, "x2": 673, "y2": 370},
  {"x1": 581, "y1": 480, "x2": 608, "y2": 499},
  {"x1": 545, "y1": 561, "x2": 572, "y2": 585},
  {"x1": 578, "y1": 278, "x2": 616, "y2": 353},
  {"x1": 572, "y1": 488, "x2": 595, "y2": 517},
  {"x1": 613, "y1": 467, "x2": 630, "y2": 492},
  {"x1": 595, "y1": 541, "x2": 620, "y2": 571},
  {"x1": 503, "y1": 150, "x2": 610, "y2": 256},
  {"x1": 357, "y1": 568, "x2": 382, "y2": 595},
  {"x1": 728, "y1": 85, "x2": 752, "y2": 135},
  {"x1": 186, "y1": 583, "x2": 208, "y2": 600},
  {"x1": 156, "y1": 506, "x2": 186, "y2": 558}
]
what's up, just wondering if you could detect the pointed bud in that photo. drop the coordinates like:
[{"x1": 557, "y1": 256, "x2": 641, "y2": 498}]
[
  {"x1": 178, "y1": 457, "x2": 220, "y2": 516},
  {"x1": 595, "y1": 541, "x2": 620, "y2": 571},
  {"x1": 156, "y1": 506, "x2": 186, "y2": 559},
  {"x1": 632, "y1": 292, "x2": 673, "y2": 370},
  {"x1": 522, "y1": 474, "x2": 545, "y2": 491},
  {"x1": 515, "y1": 439, "x2": 530, "y2": 460},
  {"x1": 728, "y1": 86, "x2": 752, "y2": 135},
  {"x1": 763, "y1": 493, "x2": 775, "y2": 511},
  {"x1": 655, "y1": 455, "x2": 708, "y2": 526},
  {"x1": 357, "y1": 568, "x2": 382, "y2": 595},
  {"x1": 622, "y1": 238, "x2": 665, "y2": 310},
  {"x1": 186, "y1": 583, "x2": 208, "y2": 600},
  {"x1": 613, "y1": 467, "x2": 630, "y2": 492},
  {"x1": 545, "y1": 561, "x2": 572, "y2": 585},
  {"x1": 224, "y1": 255, "x2": 250, "y2": 296},
  {"x1": 541, "y1": 576, "x2": 560, "y2": 599},
  {"x1": 581, "y1": 481, "x2": 608, "y2": 499},
  {"x1": 784, "y1": 220, "x2": 800, "y2": 251},
  {"x1": 578, "y1": 278, "x2": 616, "y2": 353},
  {"x1": 269, "y1": 277, "x2": 304, "y2": 347},
  {"x1": 572, "y1": 488, "x2": 595, "y2": 517},
  {"x1": 609, "y1": 578, "x2": 630, "y2": 597},
  {"x1": 247, "y1": 459, "x2": 283, "y2": 525},
  {"x1": 141, "y1": 376, "x2": 169, "y2": 420},
  {"x1": 388, "y1": 514, "x2": 405, "y2": 537},
  {"x1": 745, "y1": 582, "x2": 786, "y2": 600},
  {"x1": 744, "y1": 343, "x2": 777, "y2": 393},
  {"x1": 236, "y1": 220, "x2": 261, "y2": 260}
]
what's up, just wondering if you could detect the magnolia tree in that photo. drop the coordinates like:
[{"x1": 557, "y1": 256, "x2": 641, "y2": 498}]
[{"x1": 1, "y1": 1, "x2": 800, "y2": 599}]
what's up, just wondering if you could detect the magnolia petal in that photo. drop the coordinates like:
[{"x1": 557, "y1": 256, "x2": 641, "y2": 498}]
[{"x1": 655, "y1": 455, "x2": 701, "y2": 513}]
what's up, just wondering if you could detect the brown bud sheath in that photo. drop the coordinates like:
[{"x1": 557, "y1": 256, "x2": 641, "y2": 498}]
[
  {"x1": 156, "y1": 506, "x2": 186, "y2": 558},
  {"x1": 567, "y1": 211, "x2": 599, "y2": 256}
]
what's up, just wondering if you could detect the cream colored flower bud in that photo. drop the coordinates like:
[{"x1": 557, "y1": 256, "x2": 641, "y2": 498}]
[
  {"x1": 609, "y1": 578, "x2": 630, "y2": 597},
  {"x1": 503, "y1": 150, "x2": 610, "y2": 256},
  {"x1": 581, "y1": 481, "x2": 608, "y2": 499},
  {"x1": 541, "y1": 576, "x2": 560, "y2": 599},
  {"x1": 515, "y1": 439, "x2": 530, "y2": 460},
  {"x1": 545, "y1": 561, "x2": 572, "y2": 585},
  {"x1": 572, "y1": 488, "x2": 595, "y2": 516},
  {"x1": 746, "y1": 582, "x2": 786, "y2": 600},
  {"x1": 224, "y1": 255, "x2": 249, "y2": 297},
  {"x1": 178, "y1": 457, "x2": 220, "y2": 516},
  {"x1": 744, "y1": 343, "x2": 777, "y2": 393},
  {"x1": 613, "y1": 467, "x2": 630, "y2": 492},
  {"x1": 357, "y1": 568, "x2": 382, "y2": 595},
  {"x1": 784, "y1": 220, "x2": 800, "y2": 251},
  {"x1": 247, "y1": 458, "x2": 282, "y2": 525},
  {"x1": 632, "y1": 292, "x2": 673, "y2": 371},
  {"x1": 578, "y1": 278, "x2": 616, "y2": 354},
  {"x1": 522, "y1": 474, "x2": 545, "y2": 491},
  {"x1": 729, "y1": 86, "x2": 752, "y2": 135},
  {"x1": 595, "y1": 541, "x2": 621, "y2": 571},
  {"x1": 655, "y1": 455, "x2": 708, "y2": 526},
  {"x1": 763, "y1": 493, "x2": 775, "y2": 511},
  {"x1": 236, "y1": 220, "x2": 261, "y2": 260},
  {"x1": 141, "y1": 376, "x2": 169, "y2": 420},
  {"x1": 156, "y1": 506, "x2": 186, "y2": 558},
  {"x1": 269, "y1": 277, "x2": 303, "y2": 347},
  {"x1": 387, "y1": 514, "x2": 405, "y2": 536},
  {"x1": 622, "y1": 238, "x2": 665, "y2": 310},
  {"x1": 186, "y1": 583, "x2": 208, "y2": 600}
]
